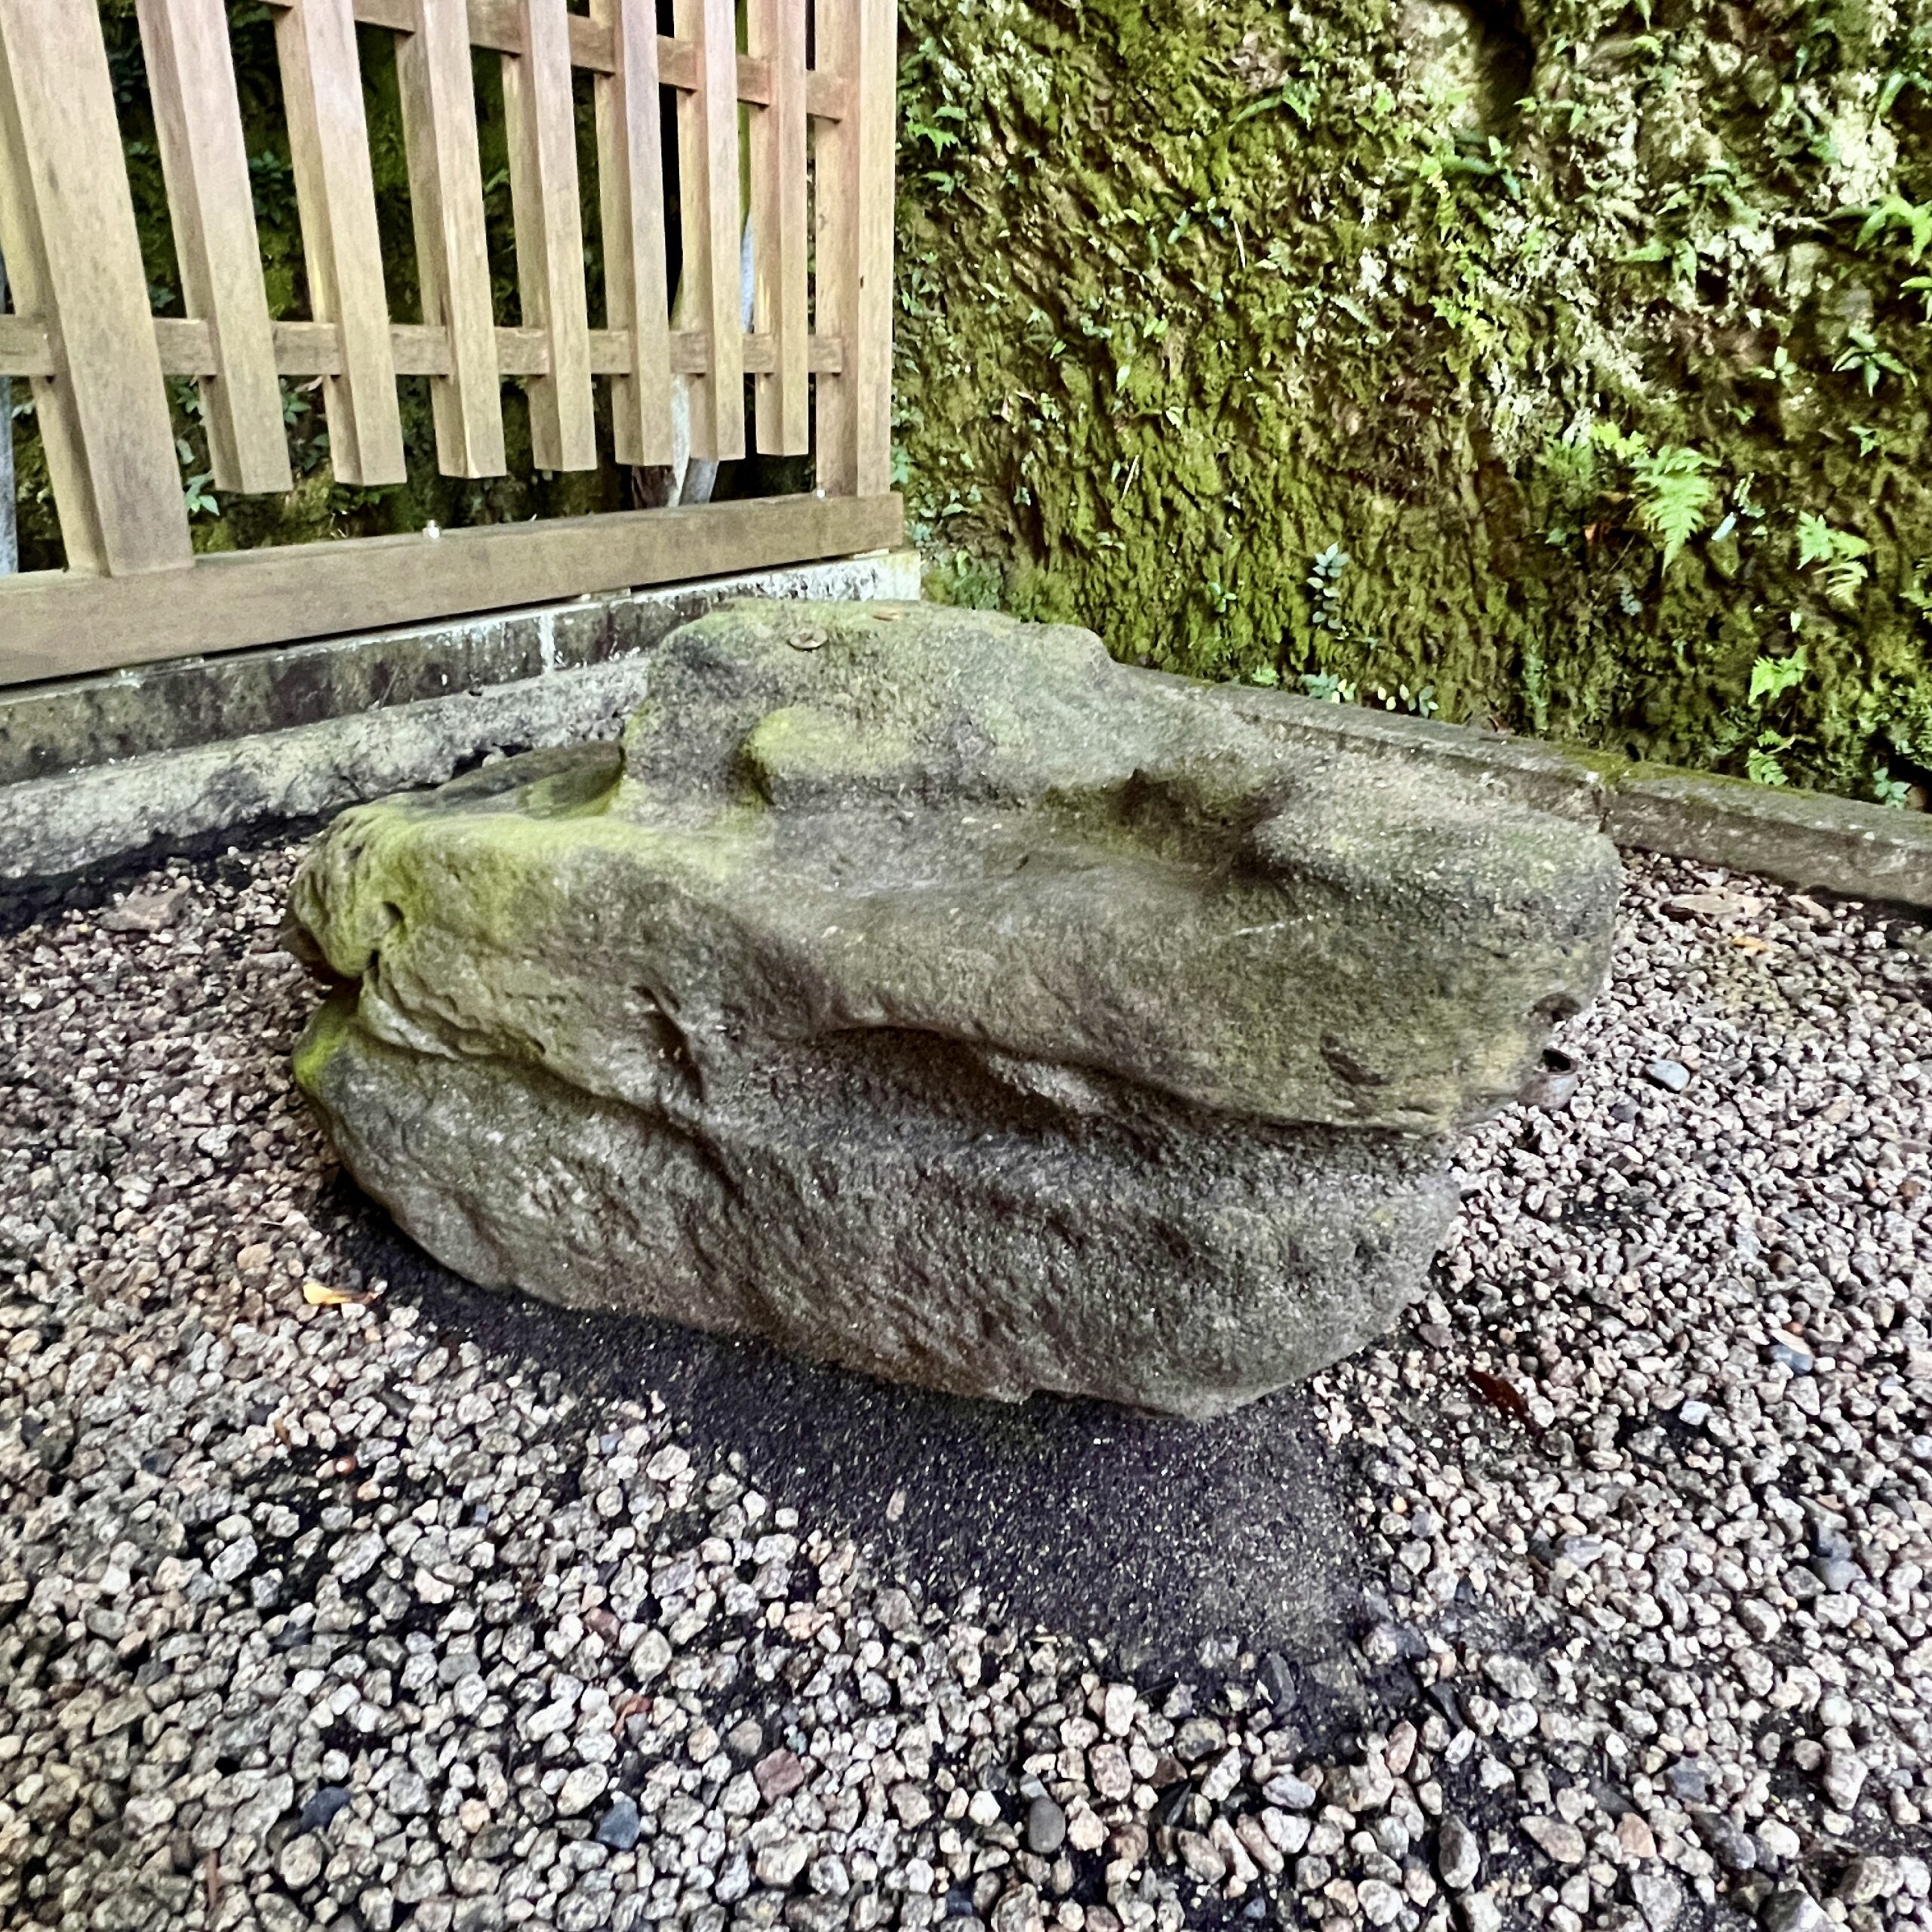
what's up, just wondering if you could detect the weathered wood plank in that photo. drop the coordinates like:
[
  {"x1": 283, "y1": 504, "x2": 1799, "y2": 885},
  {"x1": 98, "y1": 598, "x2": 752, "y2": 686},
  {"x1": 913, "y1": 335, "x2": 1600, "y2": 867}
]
[
  {"x1": 398, "y1": 0, "x2": 506, "y2": 476},
  {"x1": 503, "y1": 0, "x2": 597, "y2": 471},
  {"x1": 0, "y1": 313, "x2": 53, "y2": 377},
  {"x1": 269, "y1": 0, "x2": 850, "y2": 109},
  {"x1": 132, "y1": 318, "x2": 841, "y2": 381},
  {"x1": 275, "y1": 0, "x2": 407, "y2": 485},
  {"x1": 0, "y1": 0, "x2": 192, "y2": 576},
  {"x1": 747, "y1": 0, "x2": 807, "y2": 454},
  {"x1": 812, "y1": 0, "x2": 893, "y2": 497},
  {"x1": 136, "y1": 0, "x2": 293, "y2": 494},
  {"x1": 674, "y1": 0, "x2": 744, "y2": 462},
  {"x1": 804, "y1": 71, "x2": 851, "y2": 121},
  {"x1": 461, "y1": 0, "x2": 611, "y2": 68},
  {"x1": 0, "y1": 494, "x2": 905, "y2": 683},
  {"x1": 592, "y1": 0, "x2": 673, "y2": 465}
]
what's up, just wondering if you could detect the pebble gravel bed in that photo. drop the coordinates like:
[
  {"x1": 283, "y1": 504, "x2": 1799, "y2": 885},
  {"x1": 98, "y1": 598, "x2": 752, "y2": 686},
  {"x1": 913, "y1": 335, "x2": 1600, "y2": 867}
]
[{"x1": 1, "y1": 838, "x2": 1929, "y2": 1932}]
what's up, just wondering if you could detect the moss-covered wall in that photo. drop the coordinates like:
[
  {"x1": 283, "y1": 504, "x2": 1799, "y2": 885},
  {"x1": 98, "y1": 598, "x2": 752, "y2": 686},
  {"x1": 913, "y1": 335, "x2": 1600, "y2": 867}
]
[
  {"x1": 894, "y1": 0, "x2": 1932, "y2": 801},
  {"x1": 10, "y1": 1, "x2": 1929, "y2": 802}
]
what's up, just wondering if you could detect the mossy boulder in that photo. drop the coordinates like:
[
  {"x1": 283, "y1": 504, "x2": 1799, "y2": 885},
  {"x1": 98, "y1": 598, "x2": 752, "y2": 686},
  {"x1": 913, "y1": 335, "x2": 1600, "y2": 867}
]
[{"x1": 291, "y1": 601, "x2": 1620, "y2": 1415}]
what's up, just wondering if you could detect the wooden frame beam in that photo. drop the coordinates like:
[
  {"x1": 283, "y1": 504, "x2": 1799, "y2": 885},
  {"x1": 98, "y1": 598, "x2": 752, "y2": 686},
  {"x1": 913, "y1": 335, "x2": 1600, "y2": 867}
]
[
  {"x1": 259, "y1": 0, "x2": 853, "y2": 116},
  {"x1": 0, "y1": 316, "x2": 845, "y2": 380},
  {"x1": 0, "y1": 494, "x2": 904, "y2": 686}
]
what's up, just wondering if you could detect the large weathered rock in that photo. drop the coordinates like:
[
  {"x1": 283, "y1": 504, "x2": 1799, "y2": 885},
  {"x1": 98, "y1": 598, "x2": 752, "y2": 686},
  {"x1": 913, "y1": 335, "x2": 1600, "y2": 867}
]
[{"x1": 291, "y1": 601, "x2": 1620, "y2": 1416}]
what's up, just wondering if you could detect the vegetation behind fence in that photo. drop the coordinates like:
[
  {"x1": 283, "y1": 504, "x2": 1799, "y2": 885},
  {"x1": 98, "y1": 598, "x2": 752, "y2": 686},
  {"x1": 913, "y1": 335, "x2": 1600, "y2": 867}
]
[{"x1": 0, "y1": 0, "x2": 898, "y2": 685}]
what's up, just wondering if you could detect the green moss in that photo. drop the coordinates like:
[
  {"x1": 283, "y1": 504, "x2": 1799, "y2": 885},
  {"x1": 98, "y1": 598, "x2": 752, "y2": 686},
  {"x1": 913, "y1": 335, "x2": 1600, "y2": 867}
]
[
  {"x1": 895, "y1": 0, "x2": 1932, "y2": 802},
  {"x1": 291, "y1": 989, "x2": 357, "y2": 1097},
  {"x1": 742, "y1": 704, "x2": 922, "y2": 796}
]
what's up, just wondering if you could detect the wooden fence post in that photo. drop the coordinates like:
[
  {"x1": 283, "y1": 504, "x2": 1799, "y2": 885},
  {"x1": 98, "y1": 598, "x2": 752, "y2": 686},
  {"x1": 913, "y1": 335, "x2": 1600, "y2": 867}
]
[
  {"x1": 0, "y1": 0, "x2": 192, "y2": 575},
  {"x1": 505, "y1": 0, "x2": 597, "y2": 472},
  {"x1": 748, "y1": 0, "x2": 808, "y2": 456},
  {"x1": 0, "y1": 246, "x2": 14, "y2": 574},
  {"x1": 675, "y1": 0, "x2": 745, "y2": 463},
  {"x1": 592, "y1": 0, "x2": 674, "y2": 467},
  {"x1": 398, "y1": 0, "x2": 506, "y2": 477},
  {"x1": 275, "y1": 0, "x2": 408, "y2": 487},
  {"x1": 813, "y1": 0, "x2": 892, "y2": 501},
  {"x1": 137, "y1": 0, "x2": 294, "y2": 496}
]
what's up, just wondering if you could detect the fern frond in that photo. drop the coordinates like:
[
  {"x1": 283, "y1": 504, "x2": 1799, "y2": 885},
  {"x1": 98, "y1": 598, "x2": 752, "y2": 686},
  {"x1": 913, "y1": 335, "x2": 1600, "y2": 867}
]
[{"x1": 1630, "y1": 445, "x2": 1716, "y2": 565}]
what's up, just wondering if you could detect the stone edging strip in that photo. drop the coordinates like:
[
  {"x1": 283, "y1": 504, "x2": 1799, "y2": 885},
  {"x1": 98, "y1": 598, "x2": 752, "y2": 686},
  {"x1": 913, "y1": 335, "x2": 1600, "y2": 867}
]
[
  {"x1": 0, "y1": 555, "x2": 919, "y2": 886},
  {"x1": 5, "y1": 598, "x2": 1930, "y2": 909},
  {"x1": 1215, "y1": 684, "x2": 1932, "y2": 912}
]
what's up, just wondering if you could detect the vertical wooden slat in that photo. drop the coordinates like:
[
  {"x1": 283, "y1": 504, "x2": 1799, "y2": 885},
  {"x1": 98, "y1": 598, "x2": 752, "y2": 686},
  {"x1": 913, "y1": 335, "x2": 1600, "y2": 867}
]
[
  {"x1": 0, "y1": 248, "x2": 14, "y2": 577},
  {"x1": 275, "y1": 0, "x2": 406, "y2": 486},
  {"x1": 503, "y1": 0, "x2": 596, "y2": 472},
  {"x1": 398, "y1": 0, "x2": 505, "y2": 476},
  {"x1": 747, "y1": 0, "x2": 807, "y2": 455},
  {"x1": 592, "y1": 0, "x2": 673, "y2": 466},
  {"x1": 0, "y1": 0, "x2": 191, "y2": 575},
  {"x1": 813, "y1": 0, "x2": 892, "y2": 497},
  {"x1": 674, "y1": 0, "x2": 744, "y2": 463},
  {"x1": 136, "y1": 0, "x2": 292, "y2": 496}
]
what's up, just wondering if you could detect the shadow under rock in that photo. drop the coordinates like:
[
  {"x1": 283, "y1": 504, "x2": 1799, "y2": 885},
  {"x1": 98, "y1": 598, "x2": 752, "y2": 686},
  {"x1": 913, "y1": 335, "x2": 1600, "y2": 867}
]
[{"x1": 331, "y1": 1187, "x2": 1377, "y2": 1681}]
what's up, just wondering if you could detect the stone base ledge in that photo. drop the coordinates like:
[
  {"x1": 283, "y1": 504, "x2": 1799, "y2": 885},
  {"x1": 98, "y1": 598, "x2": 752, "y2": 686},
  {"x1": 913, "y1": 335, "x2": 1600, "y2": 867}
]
[
  {"x1": 0, "y1": 552, "x2": 918, "y2": 884},
  {"x1": 1225, "y1": 694, "x2": 1932, "y2": 913},
  {"x1": 5, "y1": 581, "x2": 1930, "y2": 912}
]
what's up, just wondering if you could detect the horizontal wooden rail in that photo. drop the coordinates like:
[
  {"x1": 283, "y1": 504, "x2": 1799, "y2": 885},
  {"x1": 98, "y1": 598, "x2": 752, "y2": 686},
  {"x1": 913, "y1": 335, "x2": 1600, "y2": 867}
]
[
  {"x1": 0, "y1": 316, "x2": 845, "y2": 381},
  {"x1": 0, "y1": 494, "x2": 904, "y2": 685},
  {"x1": 256, "y1": 0, "x2": 852, "y2": 116}
]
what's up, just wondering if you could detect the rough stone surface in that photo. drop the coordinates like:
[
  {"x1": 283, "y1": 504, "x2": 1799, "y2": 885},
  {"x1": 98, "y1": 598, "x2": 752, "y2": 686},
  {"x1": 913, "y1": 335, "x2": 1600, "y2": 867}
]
[
  {"x1": 0, "y1": 554, "x2": 923, "y2": 789},
  {"x1": 291, "y1": 601, "x2": 1618, "y2": 1415}
]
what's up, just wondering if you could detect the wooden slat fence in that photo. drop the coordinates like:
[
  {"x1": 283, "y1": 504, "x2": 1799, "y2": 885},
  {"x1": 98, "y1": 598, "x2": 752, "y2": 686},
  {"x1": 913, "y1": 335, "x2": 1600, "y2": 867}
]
[{"x1": 0, "y1": 0, "x2": 898, "y2": 686}]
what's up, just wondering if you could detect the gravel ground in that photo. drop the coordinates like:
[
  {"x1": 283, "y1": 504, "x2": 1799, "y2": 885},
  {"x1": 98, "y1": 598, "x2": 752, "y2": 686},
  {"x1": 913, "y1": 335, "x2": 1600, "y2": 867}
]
[{"x1": 2, "y1": 837, "x2": 1930, "y2": 1932}]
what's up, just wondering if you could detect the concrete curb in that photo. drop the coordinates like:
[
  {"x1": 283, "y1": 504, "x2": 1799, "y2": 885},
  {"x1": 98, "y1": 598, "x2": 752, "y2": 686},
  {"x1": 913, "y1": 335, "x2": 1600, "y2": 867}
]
[
  {"x1": 1601, "y1": 764, "x2": 1932, "y2": 909},
  {"x1": 5, "y1": 583, "x2": 1930, "y2": 909},
  {"x1": 1208, "y1": 685, "x2": 1932, "y2": 911},
  {"x1": 0, "y1": 552, "x2": 918, "y2": 884}
]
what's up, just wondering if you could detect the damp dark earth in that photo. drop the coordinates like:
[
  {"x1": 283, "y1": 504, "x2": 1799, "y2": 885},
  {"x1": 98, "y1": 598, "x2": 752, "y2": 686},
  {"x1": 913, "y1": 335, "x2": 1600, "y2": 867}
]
[{"x1": 2, "y1": 836, "x2": 1930, "y2": 1932}]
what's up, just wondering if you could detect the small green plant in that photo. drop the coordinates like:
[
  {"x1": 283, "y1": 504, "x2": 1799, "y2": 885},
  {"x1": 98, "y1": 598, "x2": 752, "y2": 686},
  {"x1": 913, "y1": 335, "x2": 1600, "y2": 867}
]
[
  {"x1": 1747, "y1": 732, "x2": 1795, "y2": 787},
  {"x1": 1878, "y1": 26, "x2": 1932, "y2": 115},
  {"x1": 1307, "y1": 545, "x2": 1350, "y2": 633},
  {"x1": 924, "y1": 548, "x2": 1004, "y2": 611},
  {"x1": 1795, "y1": 515, "x2": 1872, "y2": 607},
  {"x1": 1580, "y1": 425, "x2": 1719, "y2": 566},
  {"x1": 1849, "y1": 192, "x2": 1932, "y2": 259},
  {"x1": 1749, "y1": 646, "x2": 1808, "y2": 706},
  {"x1": 1743, "y1": 645, "x2": 1807, "y2": 785},
  {"x1": 1366, "y1": 681, "x2": 1439, "y2": 717},
  {"x1": 173, "y1": 426, "x2": 219, "y2": 520},
  {"x1": 1300, "y1": 672, "x2": 1358, "y2": 703},
  {"x1": 1304, "y1": 546, "x2": 1380, "y2": 651},
  {"x1": 1832, "y1": 329, "x2": 1912, "y2": 395},
  {"x1": 1626, "y1": 443, "x2": 1718, "y2": 564},
  {"x1": 1872, "y1": 765, "x2": 1914, "y2": 808}
]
